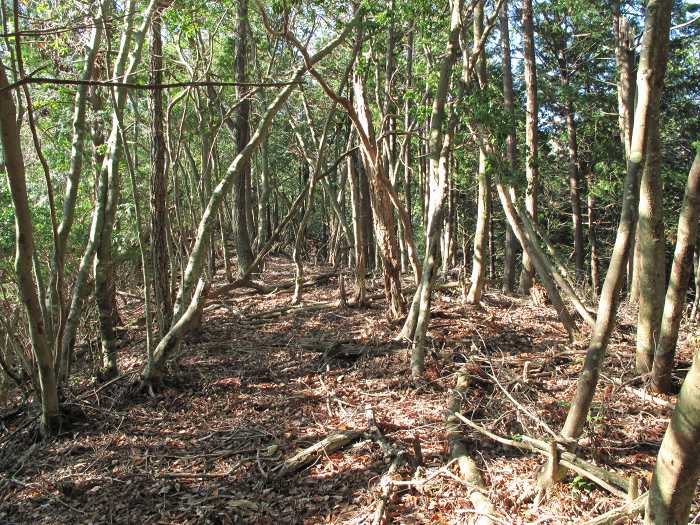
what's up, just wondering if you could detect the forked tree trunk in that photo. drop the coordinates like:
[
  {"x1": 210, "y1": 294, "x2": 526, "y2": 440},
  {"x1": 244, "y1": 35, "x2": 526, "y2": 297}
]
[
  {"x1": 93, "y1": 0, "x2": 157, "y2": 378},
  {"x1": 519, "y1": 0, "x2": 539, "y2": 295},
  {"x1": 48, "y1": 1, "x2": 105, "y2": 379},
  {"x1": 651, "y1": 149, "x2": 700, "y2": 393},
  {"x1": 0, "y1": 56, "x2": 60, "y2": 436},
  {"x1": 561, "y1": 0, "x2": 674, "y2": 440},
  {"x1": 400, "y1": 0, "x2": 463, "y2": 354}
]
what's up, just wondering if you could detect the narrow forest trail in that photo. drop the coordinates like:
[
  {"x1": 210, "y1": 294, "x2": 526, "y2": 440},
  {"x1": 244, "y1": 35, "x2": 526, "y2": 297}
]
[{"x1": 0, "y1": 258, "x2": 690, "y2": 524}]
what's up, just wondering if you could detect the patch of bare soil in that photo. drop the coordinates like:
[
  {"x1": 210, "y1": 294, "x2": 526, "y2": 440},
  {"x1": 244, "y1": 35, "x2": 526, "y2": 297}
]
[{"x1": 0, "y1": 258, "x2": 694, "y2": 524}]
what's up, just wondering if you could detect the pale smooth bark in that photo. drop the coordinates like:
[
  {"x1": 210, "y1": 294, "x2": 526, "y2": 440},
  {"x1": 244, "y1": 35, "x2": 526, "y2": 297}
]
[
  {"x1": 645, "y1": 344, "x2": 700, "y2": 524},
  {"x1": 651, "y1": 149, "x2": 700, "y2": 393},
  {"x1": 467, "y1": 0, "x2": 491, "y2": 305}
]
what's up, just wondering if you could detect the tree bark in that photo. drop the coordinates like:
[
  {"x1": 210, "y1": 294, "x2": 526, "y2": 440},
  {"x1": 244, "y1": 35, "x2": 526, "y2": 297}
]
[
  {"x1": 651, "y1": 149, "x2": 700, "y2": 393},
  {"x1": 149, "y1": 5, "x2": 172, "y2": 337},
  {"x1": 636, "y1": 104, "x2": 666, "y2": 373},
  {"x1": 645, "y1": 342, "x2": 700, "y2": 524},
  {"x1": 233, "y1": 0, "x2": 255, "y2": 276},
  {"x1": 467, "y1": 0, "x2": 490, "y2": 305},
  {"x1": 500, "y1": 0, "x2": 518, "y2": 294},
  {"x1": 519, "y1": 0, "x2": 539, "y2": 295}
]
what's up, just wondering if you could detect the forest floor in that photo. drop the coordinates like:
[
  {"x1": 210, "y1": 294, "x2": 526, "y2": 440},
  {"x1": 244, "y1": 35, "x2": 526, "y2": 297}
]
[{"x1": 0, "y1": 257, "x2": 696, "y2": 524}]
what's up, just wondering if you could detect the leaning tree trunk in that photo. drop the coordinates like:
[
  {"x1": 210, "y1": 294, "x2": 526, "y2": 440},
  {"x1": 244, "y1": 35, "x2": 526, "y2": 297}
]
[
  {"x1": 401, "y1": 0, "x2": 463, "y2": 351},
  {"x1": 519, "y1": 0, "x2": 539, "y2": 295},
  {"x1": 0, "y1": 56, "x2": 60, "y2": 436},
  {"x1": 645, "y1": 341, "x2": 700, "y2": 524},
  {"x1": 561, "y1": 0, "x2": 674, "y2": 440},
  {"x1": 651, "y1": 148, "x2": 700, "y2": 393}
]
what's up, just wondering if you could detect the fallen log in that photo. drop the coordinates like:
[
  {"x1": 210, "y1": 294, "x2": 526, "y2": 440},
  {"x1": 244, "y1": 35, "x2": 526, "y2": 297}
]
[
  {"x1": 274, "y1": 429, "x2": 363, "y2": 477},
  {"x1": 453, "y1": 412, "x2": 630, "y2": 498}
]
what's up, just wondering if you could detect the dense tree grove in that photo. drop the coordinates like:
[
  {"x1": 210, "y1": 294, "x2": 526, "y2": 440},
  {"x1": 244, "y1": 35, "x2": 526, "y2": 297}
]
[{"x1": 1, "y1": 0, "x2": 700, "y2": 522}]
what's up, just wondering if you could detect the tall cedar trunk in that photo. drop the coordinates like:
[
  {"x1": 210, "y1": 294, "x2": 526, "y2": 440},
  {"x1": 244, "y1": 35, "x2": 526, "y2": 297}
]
[
  {"x1": 651, "y1": 149, "x2": 700, "y2": 393},
  {"x1": 402, "y1": 29, "x2": 413, "y2": 274},
  {"x1": 0, "y1": 57, "x2": 60, "y2": 436},
  {"x1": 636, "y1": 105, "x2": 666, "y2": 373},
  {"x1": 467, "y1": 0, "x2": 490, "y2": 305},
  {"x1": 519, "y1": 0, "x2": 538, "y2": 295},
  {"x1": 149, "y1": 7, "x2": 172, "y2": 336},
  {"x1": 561, "y1": 0, "x2": 673, "y2": 440},
  {"x1": 558, "y1": 43, "x2": 585, "y2": 283},
  {"x1": 233, "y1": 0, "x2": 254, "y2": 276},
  {"x1": 348, "y1": 149, "x2": 368, "y2": 305},
  {"x1": 500, "y1": 0, "x2": 518, "y2": 293},
  {"x1": 645, "y1": 341, "x2": 700, "y2": 524}
]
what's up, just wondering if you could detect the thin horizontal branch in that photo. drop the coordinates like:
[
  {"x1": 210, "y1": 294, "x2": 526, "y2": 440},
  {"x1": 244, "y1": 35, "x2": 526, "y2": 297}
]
[{"x1": 0, "y1": 76, "x2": 302, "y2": 92}]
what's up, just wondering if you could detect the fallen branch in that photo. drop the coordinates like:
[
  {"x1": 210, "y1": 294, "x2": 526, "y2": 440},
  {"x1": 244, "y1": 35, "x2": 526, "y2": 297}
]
[
  {"x1": 454, "y1": 412, "x2": 629, "y2": 498},
  {"x1": 274, "y1": 429, "x2": 363, "y2": 477},
  {"x1": 580, "y1": 492, "x2": 647, "y2": 525}
]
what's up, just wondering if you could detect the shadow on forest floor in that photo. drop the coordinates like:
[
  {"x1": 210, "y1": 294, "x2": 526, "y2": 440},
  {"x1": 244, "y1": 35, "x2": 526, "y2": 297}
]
[{"x1": 0, "y1": 257, "x2": 689, "y2": 524}]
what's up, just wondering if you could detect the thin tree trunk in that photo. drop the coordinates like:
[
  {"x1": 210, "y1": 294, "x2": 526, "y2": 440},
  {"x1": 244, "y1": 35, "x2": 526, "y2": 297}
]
[
  {"x1": 519, "y1": 0, "x2": 539, "y2": 295},
  {"x1": 0, "y1": 56, "x2": 60, "y2": 436},
  {"x1": 587, "y1": 171, "x2": 600, "y2": 297},
  {"x1": 150, "y1": 5, "x2": 172, "y2": 337},
  {"x1": 651, "y1": 149, "x2": 700, "y2": 393},
  {"x1": 348, "y1": 149, "x2": 368, "y2": 305},
  {"x1": 500, "y1": 0, "x2": 518, "y2": 294}
]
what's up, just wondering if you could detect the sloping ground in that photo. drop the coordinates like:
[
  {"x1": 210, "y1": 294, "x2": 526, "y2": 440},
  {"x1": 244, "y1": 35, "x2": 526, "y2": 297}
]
[{"x1": 0, "y1": 257, "x2": 694, "y2": 524}]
